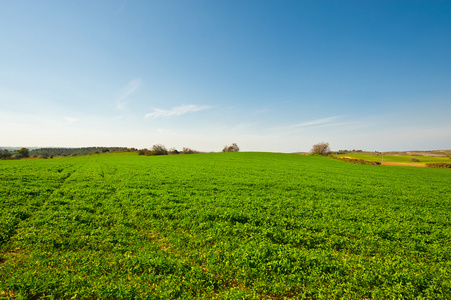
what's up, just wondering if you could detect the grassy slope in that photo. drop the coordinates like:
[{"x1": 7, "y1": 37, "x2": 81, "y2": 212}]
[
  {"x1": 337, "y1": 153, "x2": 451, "y2": 164},
  {"x1": 1, "y1": 152, "x2": 451, "y2": 299}
]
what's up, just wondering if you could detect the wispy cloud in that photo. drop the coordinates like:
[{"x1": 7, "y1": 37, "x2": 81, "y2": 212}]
[
  {"x1": 286, "y1": 116, "x2": 342, "y2": 129},
  {"x1": 116, "y1": 78, "x2": 141, "y2": 110},
  {"x1": 157, "y1": 128, "x2": 176, "y2": 135},
  {"x1": 145, "y1": 104, "x2": 211, "y2": 119},
  {"x1": 64, "y1": 117, "x2": 78, "y2": 125}
]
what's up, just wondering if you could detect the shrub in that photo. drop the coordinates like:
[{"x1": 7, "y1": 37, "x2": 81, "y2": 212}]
[
  {"x1": 311, "y1": 142, "x2": 330, "y2": 156},
  {"x1": 0, "y1": 149, "x2": 12, "y2": 159},
  {"x1": 411, "y1": 157, "x2": 420, "y2": 162},
  {"x1": 182, "y1": 147, "x2": 198, "y2": 154},
  {"x1": 337, "y1": 157, "x2": 381, "y2": 166},
  {"x1": 17, "y1": 148, "x2": 30, "y2": 158},
  {"x1": 137, "y1": 149, "x2": 149, "y2": 156},
  {"x1": 150, "y1": 144, "x2": 168, "y2": 156},
  {"x1": 168, "y1": 148, "x2": 179, "y2": 155},
  {"x1": 222, "y1": 143, "x2": 240, "y2": 152},
  {"x1": 425, "y1": 163, "x2": 451, "y2": 169}
]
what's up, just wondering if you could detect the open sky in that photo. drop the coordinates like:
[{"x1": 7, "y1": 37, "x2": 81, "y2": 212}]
[{"x1": 1, "y1": 1, "x2": 450, "y2": 152}]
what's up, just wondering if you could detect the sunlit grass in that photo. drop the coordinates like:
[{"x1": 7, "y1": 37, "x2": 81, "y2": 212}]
[{"x1": 1, "y1": 152, "x2": 450, "y2": 299}]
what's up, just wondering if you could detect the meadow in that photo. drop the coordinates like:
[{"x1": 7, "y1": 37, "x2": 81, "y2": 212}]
[
  {"x1": 336, "y1": 153, "x2": 451, "y2": 164},
  {"x1": 1, "y1": 152, "x2": 450, "y2": 299}
]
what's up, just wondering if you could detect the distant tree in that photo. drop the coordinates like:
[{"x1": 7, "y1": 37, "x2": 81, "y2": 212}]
[
  {"x1": 17, "y1": 148, "x2": 30, "y2": 158},
  {"x1": 222, "y1": 143, "x2": 240, "y2": 152},
  {"x1": 0, "y1": 149, "x2": 12, "y2": 159},
  {"x1": 311, "y1": 142, "x2": 330, "y2": 156},
  {"x1": 29, "y1": 147, "x2": 132, "y2": 157},
  {"x1": 41, "y1": 153, "x2": 49, "y2": 159},
  {"x1": 411, "y1": 157, "x2": 420, "y2": 162},
  {"x1": 182, "y1": 147, "x2": 198, "y2": 154},
  {"x1": 138, "y1": 149, "x2": 148, "y2": 156},
  {"x1": 168, "y1": 148, "x2": 179, "y2": 155},
  {"x1": 150, "y1": 144, "x2": 168, "y2": 156}
]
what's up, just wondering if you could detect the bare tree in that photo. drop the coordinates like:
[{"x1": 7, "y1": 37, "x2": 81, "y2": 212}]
[
  {"x1": 311, "y1": 142, "x2": 330, "y2": 156},
  {"x1": 182, "y1": 147, "x2": 198, "y2": 154},
  {"x1": 222, "y1": 143, "x2": 240, "y2": 152},
  {"x1": 150, "y1": 144, "x2": 168, "y2": 156}
]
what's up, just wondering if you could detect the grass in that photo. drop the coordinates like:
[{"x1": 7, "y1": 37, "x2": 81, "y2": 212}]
[
  {"x1": 337, "y1": 153, "x2": 451, "y2": 164},
  {"x1": 1, "y1": 152, "x2": 451, "y2": 299}
]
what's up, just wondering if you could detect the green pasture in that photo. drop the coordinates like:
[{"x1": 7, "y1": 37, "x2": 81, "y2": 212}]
[
  {"x1": 337, "y1": 153, "x2": 451, "y2": 164},
  {"x1": 1, "y1": 152, "x2": 451, "y2": 299}
]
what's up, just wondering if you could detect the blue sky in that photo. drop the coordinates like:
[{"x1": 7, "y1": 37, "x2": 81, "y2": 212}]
[{"x1": 1, "y1": 0, "x2": 450, "y2": 152}]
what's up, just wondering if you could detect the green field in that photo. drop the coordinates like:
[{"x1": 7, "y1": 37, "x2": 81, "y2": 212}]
[
  {"x1": 337, "y1": 153, "x2": 451, "y2": 164},
  {"x1": 1, "y1": 152, "x2": 451, "y2": 299}
]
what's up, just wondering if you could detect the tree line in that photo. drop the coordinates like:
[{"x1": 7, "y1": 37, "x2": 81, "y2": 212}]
[
  {"x1": 137, "y1": 143, "x2": 241, "y2": 156},
  {"x1": 1, "y1": 142, "x2": 336, "y2": 159},
  {"x1": 1, "y1": 144, "x2": 243, "y2": 160},
  {"x1": 0, "y1": 148, "x2": 30, "y2": 159},
  {"x1": 137, "y1": 144, "x2": 200, "y2": 156},
  {"x1": 0, "y1": 147, "x2": 135, "y2": 159},
  {"x1": 30, "y1": 147, "x2": 132, "y2": 157}
]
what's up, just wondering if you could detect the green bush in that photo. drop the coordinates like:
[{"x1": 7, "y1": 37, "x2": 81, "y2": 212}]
[
  {"x1": 337, "y1": 157, "x2": 381, "y2": 165},
  {"x1": 17, "y1": 147, "x2": 29, "y2": 158},
  {"x1": 168, "y1": 148, "x2": 179, "y2": 155},
  {"x1": 0, "y1": 149, "x2": 12, "y2": 159},
  {"x1": 137, "y1": 148, "x2": 150, "y2": 156}
]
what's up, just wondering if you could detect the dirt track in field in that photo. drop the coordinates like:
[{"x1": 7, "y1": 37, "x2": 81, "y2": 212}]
[{"x1": 381, "y1": 162, "x2": 426, "y2": 167}]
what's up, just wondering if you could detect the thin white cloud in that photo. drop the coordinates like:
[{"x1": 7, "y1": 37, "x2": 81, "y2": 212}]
[
  {"x1": 232, "y1": 122, "x2": 260, "y2": 133},
  {"x1": 157, "y1": 128, "x2": 176, "y2": 135},
  {"x1": 286, "y1": 116, "x2": 342, "y2": 129},
  {"x1": 64, "y1": 117, "x2": 78, "y2": 125},
  {"x1": 145, "y1": 104, "x2": 211, "y2": 119},
  {"x1": 315, "y1": 121, "x2": 356, "y2": 128},
  {"x1": 116, "y1": 78, "x2": 141, "y2": 110}
]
